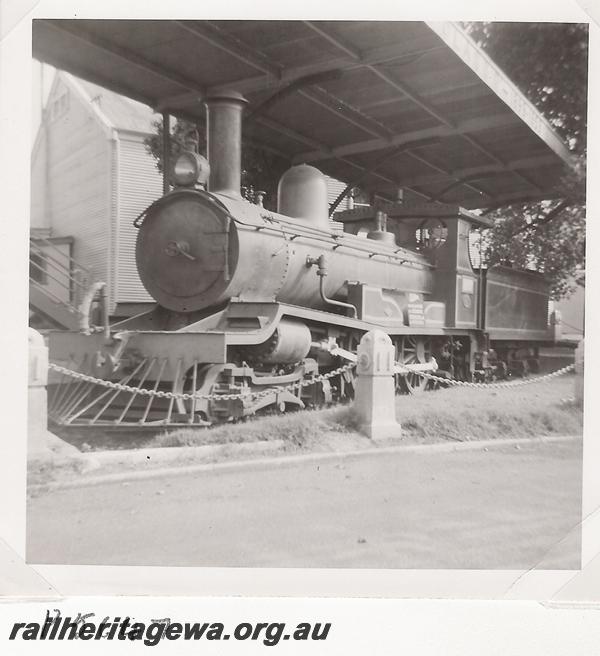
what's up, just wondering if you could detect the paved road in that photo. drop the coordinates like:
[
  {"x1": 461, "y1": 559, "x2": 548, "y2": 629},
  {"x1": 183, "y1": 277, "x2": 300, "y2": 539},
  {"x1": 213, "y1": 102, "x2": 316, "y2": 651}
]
[{"x1": 27, "y1": 439, "x2": 582, "y2": 569}]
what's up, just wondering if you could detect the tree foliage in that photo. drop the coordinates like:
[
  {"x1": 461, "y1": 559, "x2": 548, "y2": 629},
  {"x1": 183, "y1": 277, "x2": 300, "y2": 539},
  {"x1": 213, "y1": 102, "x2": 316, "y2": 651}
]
[
  {"x1": 145, "y1": 119, "x2": 200, "y2": 175},
  {"x1": 144, "y1": 118, "x2": 287, "y2": 210},
  {"x1": 467, "y1": 22, "x2": 588, "y2": 154},
  {"x1": 465, "y1": 22, "x2": 588, "y2": 299}
]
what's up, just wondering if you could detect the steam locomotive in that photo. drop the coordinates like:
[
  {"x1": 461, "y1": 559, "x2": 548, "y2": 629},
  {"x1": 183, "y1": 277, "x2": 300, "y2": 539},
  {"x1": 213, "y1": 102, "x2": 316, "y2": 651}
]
[{"x1": 48, "y1": 90, "x2": 556, "y2": 428}]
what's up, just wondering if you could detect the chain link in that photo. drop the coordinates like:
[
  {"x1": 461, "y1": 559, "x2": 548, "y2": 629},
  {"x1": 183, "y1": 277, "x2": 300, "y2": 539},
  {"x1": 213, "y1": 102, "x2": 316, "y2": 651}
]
[
  {"x1": 398, "y1": 363, "x2": 575, "y2": 389},
  {"x1": 48, "y1": 362, "x2": 356, "y2": 402}
]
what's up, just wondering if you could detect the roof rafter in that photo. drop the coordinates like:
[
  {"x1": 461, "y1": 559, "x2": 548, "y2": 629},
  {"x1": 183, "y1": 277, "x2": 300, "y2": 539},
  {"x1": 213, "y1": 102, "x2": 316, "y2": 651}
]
[
  {"x1": 359, "y1": 77, "x2": 481, "y2": 111},
  {"x1": 367, "y1": 67, "x2": 453, "y2": 127},
  {"x1": 298, "y1": 87, "x2": 391, "y2": 139},
  {"x1": 300, "y1": 21, "x2": 548, "y2": 198},
  {"x1": 303, "y1": 21, "x2": 453, "y2": 128},
  {"x1": 508, "y1": 168, "x2": 544, "y2": 192},
  {"x1": 329, "y1": 137, "x2": 443, "y2": 213},
  {"x1": 251, "y1": 112, "x2": 409, "y2": 196},
  {"x1": 405, "y1": 150, "x2": 492, "y2": 199},
  {"x1": 302, "y1": 21, "x2": 359, "y2": 59},
  {"x1": 338, "y1": 158, "x2": 407, "y2": 194},
  {"x1": 174, "y1": 20, "x2": 281, "y2": 77},
  {"x1": 204, "y1": 41, "x2": 446, "y2": 97},
  {"x1": 399, "y1": 154, "x2": 558, "y2": 189},
  {"x1": 430, "y1": 171, "x2": 502, "y2": 202},
  {"x1": 155, "y1": 90, "x2": 203, "y2": 112},
  {"x1": 292, "y1": 112, "x2": 517, "y2": 163},
  {"x1": 252, "y1": 116, "x2": 325, "y2": 151},
  {"x1": 40, "y1": 20, "x2": 206, "y2": 96},
  {"x1": 401, "y1": 185, "x2": 446, "y2": 204},
  {"x1": 460, "y1": 133, "x2": 544, "y2": 193},
  {"x1": 481, "y1": 190, "x2": 563, "y2": 213}
]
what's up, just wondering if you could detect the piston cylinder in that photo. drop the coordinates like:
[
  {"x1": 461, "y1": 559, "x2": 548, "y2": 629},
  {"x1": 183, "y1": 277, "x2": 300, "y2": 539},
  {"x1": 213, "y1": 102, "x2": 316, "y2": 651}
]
[
  {"x1": 248, "y1": 320, "x2": 312, "y2": 364},
  {"x1": 205, "y1": 90, "x2": 247, "y2": 195}
]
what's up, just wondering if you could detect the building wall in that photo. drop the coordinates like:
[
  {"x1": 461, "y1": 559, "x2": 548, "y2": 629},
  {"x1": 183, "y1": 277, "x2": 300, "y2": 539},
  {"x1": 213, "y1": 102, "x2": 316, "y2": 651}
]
[
  {"x1": 325, "y1": 176, "x2": 353, "y2": 214},
  {"x1": 116, "y1": 133, "x2": 163, "y2": 304},
  {"x1": 31, "y1": 76, "x2": 112, "y2": 298}
]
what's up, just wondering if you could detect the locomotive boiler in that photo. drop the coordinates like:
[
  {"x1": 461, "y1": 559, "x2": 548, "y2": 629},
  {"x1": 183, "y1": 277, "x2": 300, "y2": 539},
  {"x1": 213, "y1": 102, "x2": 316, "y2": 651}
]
[
  {"x1": 135, "y1": 173, "x2": 433, "y2": 320},
  {"x1": 47, "y1": 89, "x2": 557, "y2": 428}
]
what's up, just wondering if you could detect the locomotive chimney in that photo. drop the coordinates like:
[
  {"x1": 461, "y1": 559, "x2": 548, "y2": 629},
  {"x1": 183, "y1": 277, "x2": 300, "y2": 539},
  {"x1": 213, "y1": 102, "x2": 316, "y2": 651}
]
[{"x1": 204, "y1": 90, "x2": 247, "y2": 195}]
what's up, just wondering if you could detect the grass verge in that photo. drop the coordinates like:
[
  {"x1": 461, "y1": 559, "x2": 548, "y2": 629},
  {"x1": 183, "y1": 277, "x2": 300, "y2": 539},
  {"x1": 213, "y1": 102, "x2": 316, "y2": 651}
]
[
  {"x1": 148, "y1": 375, "x2": 582, "y2": 450},
  {"x1": 395, "y1": 376, "x2": 581, "y2": 442}
]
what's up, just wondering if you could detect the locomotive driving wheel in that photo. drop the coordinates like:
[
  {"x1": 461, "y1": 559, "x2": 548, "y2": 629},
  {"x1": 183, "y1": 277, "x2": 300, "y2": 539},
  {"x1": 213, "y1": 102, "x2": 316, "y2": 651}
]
[{"x1": 395, "y1": 336, "x2": 433, "y2": 394}]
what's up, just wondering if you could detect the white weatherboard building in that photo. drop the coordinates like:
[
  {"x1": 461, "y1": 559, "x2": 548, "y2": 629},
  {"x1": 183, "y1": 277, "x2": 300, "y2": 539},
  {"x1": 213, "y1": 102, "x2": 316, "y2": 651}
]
[
  {"x1": 30, "y1": 71, "x2": 353, "y2": 322},
  {"x1": 30, "y1": 71, "x2": 162, "y2": 318}
]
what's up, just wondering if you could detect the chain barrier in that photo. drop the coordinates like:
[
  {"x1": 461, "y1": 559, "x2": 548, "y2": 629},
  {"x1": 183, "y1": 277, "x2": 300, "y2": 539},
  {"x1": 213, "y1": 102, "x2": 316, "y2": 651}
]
[
  {"x1": 49, "y1": 358, "x2": 575, "y2": 403},
  {"x1": 48, "y1": 361, "x2": 356, "y2": 402},
  {"x1": 398, "y1": 362, "x2": 575, "y2": 389}
]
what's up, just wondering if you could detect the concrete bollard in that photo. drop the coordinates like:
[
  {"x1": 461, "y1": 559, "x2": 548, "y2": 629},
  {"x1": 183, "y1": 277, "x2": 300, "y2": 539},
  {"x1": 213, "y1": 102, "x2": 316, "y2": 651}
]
[
  {"x1": 353, "y1": 330, "x2": 401, "y2": 440},
  {"x1": 28, "y1": 328, "x2": 95, "y2": 466},
  {"x1": 28, "y1": 328, "x2": 51, "y2": 456},
  {"x1": 574, "y1": 338, "x2": 584, "y2": 405},
  {"x1": 550, "y1": 309, "x2": 562, "y2": 342}
]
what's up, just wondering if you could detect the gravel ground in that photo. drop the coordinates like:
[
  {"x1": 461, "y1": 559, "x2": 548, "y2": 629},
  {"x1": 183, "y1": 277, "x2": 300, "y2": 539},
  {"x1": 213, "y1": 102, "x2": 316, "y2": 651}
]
[{"x1": 27, "y1": 437, "x2": 582, "y2": 569}]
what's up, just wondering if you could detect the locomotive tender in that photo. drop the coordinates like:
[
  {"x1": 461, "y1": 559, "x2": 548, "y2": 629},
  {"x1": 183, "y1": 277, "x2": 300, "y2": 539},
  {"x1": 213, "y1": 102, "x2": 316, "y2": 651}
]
[{"x1": 48, "y1": 90, "x2": 555, "y2": 427}]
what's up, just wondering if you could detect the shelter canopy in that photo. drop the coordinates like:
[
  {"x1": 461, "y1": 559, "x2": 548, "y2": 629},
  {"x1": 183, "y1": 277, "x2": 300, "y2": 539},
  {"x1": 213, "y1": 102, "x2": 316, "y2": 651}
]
[{"x1": 33, "y1": 19, "x2": 573, "y2": 209}]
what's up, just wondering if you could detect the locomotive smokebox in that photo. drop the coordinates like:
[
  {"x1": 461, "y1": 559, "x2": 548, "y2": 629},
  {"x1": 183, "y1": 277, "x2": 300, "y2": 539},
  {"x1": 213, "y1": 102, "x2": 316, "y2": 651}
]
[
  {"x1": 205, "y1": 90, "x2": 247, "y2": 195},
  {"x1": 277, "y1": 164, "x2": 330, "y2": 230}
]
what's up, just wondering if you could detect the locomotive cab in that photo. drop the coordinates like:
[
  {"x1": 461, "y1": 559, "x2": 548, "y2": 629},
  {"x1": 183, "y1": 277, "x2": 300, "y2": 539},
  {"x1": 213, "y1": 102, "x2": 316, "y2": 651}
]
[
  {"x1": 425, "y1": 213, "x2": 485, "y2": 331},
  {"x1": 336, "y1": 202, "x2": 490, "y2": 330}
]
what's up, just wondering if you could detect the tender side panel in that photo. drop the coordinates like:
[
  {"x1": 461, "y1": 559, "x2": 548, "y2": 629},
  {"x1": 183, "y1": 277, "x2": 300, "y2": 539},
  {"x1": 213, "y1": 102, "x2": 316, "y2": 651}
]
[{"x1": 484, "y1": 266, "x2": 550, "y2": 340}]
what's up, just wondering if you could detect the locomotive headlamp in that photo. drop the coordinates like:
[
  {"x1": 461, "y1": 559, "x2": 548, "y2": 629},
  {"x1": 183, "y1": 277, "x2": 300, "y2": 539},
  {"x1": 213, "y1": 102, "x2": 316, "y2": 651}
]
[{"x1": 171, "y1": 151, "x2": 210, "y2": 187}]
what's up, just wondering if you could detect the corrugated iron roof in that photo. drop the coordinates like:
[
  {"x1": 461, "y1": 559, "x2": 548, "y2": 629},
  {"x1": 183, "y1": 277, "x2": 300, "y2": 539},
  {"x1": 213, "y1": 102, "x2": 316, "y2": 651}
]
[{"x1": 32, "y1": 19, "x2": 576, "y2": 209}]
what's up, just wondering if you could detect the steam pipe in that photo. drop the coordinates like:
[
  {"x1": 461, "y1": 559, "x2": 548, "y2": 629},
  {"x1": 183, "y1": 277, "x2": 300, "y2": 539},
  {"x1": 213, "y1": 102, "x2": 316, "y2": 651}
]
[
  {"x1": 78, "y1": 281, "x2": 110, "y2": 339},
  {"x1": 204, "y1": 90, "x2": 247, "y2": 195},
  {"x1": 306, "y1": 254, "x2": 358, "y2": 318}
]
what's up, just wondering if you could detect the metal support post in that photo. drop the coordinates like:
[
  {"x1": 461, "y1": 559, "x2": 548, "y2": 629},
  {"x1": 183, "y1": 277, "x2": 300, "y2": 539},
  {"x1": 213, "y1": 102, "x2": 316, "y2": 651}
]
[{"x1": 162, "y1": 112, "x2": 171, "y2": 195}]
